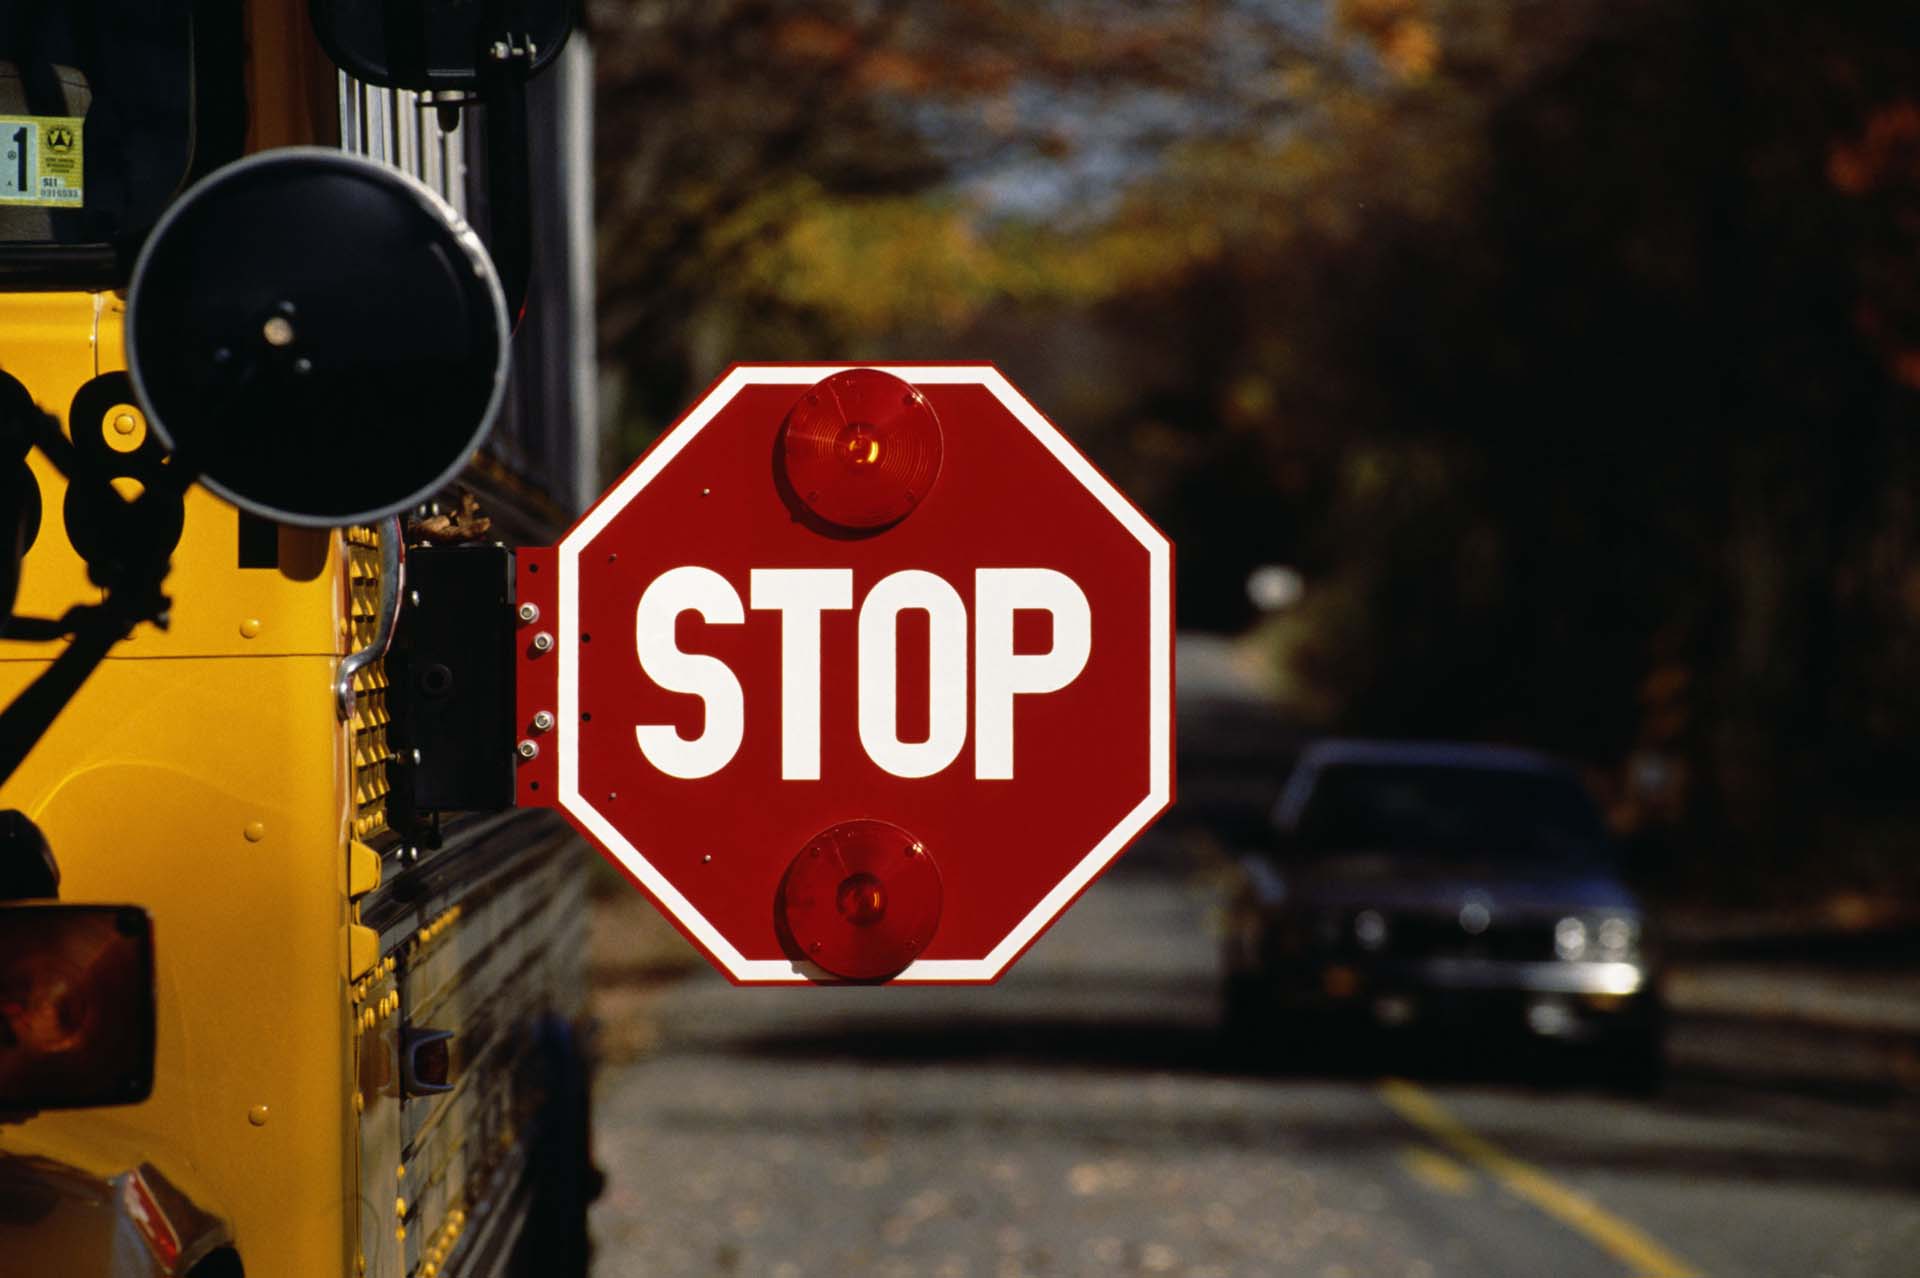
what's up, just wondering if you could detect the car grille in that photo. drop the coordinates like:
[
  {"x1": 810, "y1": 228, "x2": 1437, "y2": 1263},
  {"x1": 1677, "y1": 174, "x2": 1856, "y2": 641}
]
[{"x1": 1381, "y1": 914, "x2": 1558, "y2": 962}]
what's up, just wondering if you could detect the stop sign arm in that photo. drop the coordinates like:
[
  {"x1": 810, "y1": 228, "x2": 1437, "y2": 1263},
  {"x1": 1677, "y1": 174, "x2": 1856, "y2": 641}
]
[{"x1": 513, "y1": 544, "x2": 559, "y2": 808}]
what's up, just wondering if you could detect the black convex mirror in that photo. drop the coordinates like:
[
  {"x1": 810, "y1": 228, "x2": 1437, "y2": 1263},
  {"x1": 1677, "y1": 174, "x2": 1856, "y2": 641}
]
[
  {"x1": 311, "y1": 0, "x2": 577, "y2": 91},
  {"x1": 0, "y1": 904, "x2": 156, "y2": 1110},
  {"x1": 125, "y1": 148, "x2": 510, "y2": 528}
]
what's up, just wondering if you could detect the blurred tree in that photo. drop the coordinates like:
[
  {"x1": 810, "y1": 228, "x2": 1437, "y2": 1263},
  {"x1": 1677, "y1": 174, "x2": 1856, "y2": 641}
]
[
  {"x1": 591, "y1": 0, "x2": 1920, "y2": 895},
  {"x1": 591, "y1": 0, "x2": 1321, "y2": 457}
]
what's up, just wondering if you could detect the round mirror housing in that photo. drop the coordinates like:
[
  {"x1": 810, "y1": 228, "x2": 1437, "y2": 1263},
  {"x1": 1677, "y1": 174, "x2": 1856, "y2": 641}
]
[{"x1": 126, "y1": 148, "x2": 509, "y2": 528}]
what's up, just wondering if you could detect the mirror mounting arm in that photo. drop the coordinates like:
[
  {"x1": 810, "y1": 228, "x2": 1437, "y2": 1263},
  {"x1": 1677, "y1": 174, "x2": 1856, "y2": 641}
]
[
  {"x1": 477, "y1": 37, "x2": 537, "y2": 330},
  {"x1": 0, "y1": 381, "x2": 180, "y2": 790}
]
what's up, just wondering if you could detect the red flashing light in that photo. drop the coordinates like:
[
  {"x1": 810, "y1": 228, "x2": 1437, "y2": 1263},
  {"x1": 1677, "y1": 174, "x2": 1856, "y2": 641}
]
[
  {"x1": 778, "y1": 819, "x2": 943, "y2": 980},
  {"x1": 836, "y1": 872, "x2": 888, "y2": 927},
  {"x1": 780, "y1": 369, "x2": 943, "y2": 530}
]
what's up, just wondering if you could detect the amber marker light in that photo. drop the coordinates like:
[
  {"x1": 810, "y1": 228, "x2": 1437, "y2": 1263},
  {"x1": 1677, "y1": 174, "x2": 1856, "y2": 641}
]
[
  {"x1": 779, "y1": 368, "x2": 943, "y2": 531},
  {"x1": 778, "y1": 819, "x2": 943, "y2": 980}
]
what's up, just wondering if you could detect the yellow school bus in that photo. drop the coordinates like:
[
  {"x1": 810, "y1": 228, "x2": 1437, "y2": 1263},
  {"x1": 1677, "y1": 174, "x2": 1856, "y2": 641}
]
[{"x1": 1, "y1": 4, "x2": 598, "y2": 1275}]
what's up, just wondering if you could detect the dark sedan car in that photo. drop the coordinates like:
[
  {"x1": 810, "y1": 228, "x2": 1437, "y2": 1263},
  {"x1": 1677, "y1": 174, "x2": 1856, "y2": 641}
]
[{"x1": 1221, "y1": 740, "x2": 1664, "y2": 1087}]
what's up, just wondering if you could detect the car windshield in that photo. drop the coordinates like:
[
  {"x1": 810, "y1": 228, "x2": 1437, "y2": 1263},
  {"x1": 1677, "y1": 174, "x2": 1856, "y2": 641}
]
[
  {"x1": 0, "y1": 0, "x2": 197, "y2": 247},
  {"x1": 1294, "y1": 762, "x2": 1612, "y2": 865}
]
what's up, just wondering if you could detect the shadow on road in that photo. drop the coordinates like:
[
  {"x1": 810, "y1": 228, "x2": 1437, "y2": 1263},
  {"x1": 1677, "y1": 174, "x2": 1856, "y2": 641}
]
[
  {"x1": 689, "y1": 1014, "x2": 1918, "y2": 1198},
  {"x1": 719, "y1": 999, "x2": 1920, "y2": 1135},
  {"x1": 668, "y1": 1013, "x2": 1920, "y2": 1193}
]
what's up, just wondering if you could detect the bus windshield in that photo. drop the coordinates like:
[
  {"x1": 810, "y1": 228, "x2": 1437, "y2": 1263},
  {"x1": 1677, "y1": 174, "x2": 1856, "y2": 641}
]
[{"x1": 0, "y1": 1, "x2": 204, "y2": 248}]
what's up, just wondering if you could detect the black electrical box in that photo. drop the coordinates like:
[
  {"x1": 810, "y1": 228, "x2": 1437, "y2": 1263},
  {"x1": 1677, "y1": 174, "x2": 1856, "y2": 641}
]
[{"x1": 386, "y1": 543, "x2": 516, "y2": 825}]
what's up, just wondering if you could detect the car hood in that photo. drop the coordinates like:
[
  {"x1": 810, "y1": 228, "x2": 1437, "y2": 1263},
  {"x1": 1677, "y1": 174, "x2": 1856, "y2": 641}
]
[{"x1": 1281, "y1": 851, "x2": 1640, "y2": 916}]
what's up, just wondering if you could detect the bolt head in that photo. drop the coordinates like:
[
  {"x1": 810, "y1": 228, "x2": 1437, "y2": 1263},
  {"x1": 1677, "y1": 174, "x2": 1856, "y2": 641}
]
[
  {"x1": 532, "y1": 710, "x2": 555, "y2": 732},
  {"x1": 517, "y1": 602, "x2": 540, "y2": 623},
  {"x1": 517, "y1": 739, "x2": 539, "y2": 760},
  {"x1": 532, "y1": 632, "x2": 554, "y2": 653}
]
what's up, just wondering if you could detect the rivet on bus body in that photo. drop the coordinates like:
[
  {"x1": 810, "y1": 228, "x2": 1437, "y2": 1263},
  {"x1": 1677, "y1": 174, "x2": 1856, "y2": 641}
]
[
  {"x1": 531, "y1": 711, "x2": 554, "y2": 733},
  {"x1": 248, "y1": 1104, "x2": 269, "y2": 1126},
  {"x1": 531, "y1": 631, "x2": 554, "y2": 653},
  {"x1": 243, "y1": 821, "x2": 266, "y2": 842},
  {"x1": 517, "y1": 602, "x2": 540, "y2": 623},
  {"x1": 239, "y1": 618, "x2": 262, "y2": 638},
  {"x1": 517, "y1": 739, "x2": 539, "y2": 760}
]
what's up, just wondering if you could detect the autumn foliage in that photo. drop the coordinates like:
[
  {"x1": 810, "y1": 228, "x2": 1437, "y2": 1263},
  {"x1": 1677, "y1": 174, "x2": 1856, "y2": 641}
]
[{"x1": 592, "y1": 0, "x2": 1920, "y2": 898}]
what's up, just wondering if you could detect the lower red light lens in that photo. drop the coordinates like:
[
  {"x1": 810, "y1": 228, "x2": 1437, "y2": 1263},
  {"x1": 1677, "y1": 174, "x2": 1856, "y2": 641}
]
[
  {"x1": 835, "y1": 872, "x2": 888, "y2": 926},
  {"x1": 778, "y1": 819, "x2": 943, "y2": 980},
  {"x1": 779, "y1": 369, "x2": 943, "y2": 531}
]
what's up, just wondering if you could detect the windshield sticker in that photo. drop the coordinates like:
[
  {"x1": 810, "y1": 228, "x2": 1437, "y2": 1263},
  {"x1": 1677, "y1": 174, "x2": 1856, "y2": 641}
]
[{"x1": 0, "y1": 115, "x2": 83, "y2": 207}]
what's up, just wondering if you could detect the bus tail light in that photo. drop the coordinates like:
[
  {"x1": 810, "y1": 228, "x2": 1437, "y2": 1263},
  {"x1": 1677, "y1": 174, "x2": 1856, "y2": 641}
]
[{"x1": 0, "y1": 904, "x2": 156, "y2": 1110}]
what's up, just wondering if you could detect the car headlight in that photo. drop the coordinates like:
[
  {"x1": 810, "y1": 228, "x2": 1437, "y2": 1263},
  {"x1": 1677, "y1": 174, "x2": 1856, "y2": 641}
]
[
  {"x1": 1556, "y1": 913, "x2": 1639, "y2": 962},
  {"x1": 1595, "y1": 914, "x2": 1638, "y2": 960}
]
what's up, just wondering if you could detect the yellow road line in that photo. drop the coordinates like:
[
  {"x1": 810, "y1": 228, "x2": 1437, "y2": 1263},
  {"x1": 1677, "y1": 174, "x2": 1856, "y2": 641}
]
[
  {"x1": 1379, "y1": 1078, "x2": 1701, "y2": 1278},
  {"x1": 1398, "y1": 1144, "x2": 1477, "y2": 1197}
]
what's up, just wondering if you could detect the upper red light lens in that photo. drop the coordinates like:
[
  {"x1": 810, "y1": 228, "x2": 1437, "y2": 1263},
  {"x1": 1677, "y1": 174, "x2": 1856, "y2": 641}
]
[{"x1": 779, "y1": 369, "x2": 943, "y2": 531}]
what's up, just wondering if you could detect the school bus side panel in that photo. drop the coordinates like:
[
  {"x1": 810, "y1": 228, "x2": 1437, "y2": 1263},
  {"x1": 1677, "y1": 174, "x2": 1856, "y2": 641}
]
[{"x1": 1, "y1": 291, "x2": 361, "y2": 1275}]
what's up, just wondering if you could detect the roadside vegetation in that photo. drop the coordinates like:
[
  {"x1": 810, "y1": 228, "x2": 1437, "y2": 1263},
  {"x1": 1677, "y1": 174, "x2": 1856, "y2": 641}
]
[{"x1": 590, "y1": 0, "x2": 1920, "y2": 908}]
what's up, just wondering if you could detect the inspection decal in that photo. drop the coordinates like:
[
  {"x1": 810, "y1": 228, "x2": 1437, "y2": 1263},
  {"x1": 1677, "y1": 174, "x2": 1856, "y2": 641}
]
[{"x1": 0, "y1": 115, "x2": 83, "y2": 207}]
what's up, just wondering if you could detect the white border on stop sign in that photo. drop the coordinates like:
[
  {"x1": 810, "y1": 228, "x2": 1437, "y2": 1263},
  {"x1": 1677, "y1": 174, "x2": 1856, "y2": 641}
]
[{"x1": 555, "y1": 364, "x2": 1173, "y2": 983}]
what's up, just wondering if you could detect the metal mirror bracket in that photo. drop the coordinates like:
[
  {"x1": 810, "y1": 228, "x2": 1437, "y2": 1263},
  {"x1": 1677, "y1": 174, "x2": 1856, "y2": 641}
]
[{"x1": 336, "y1": 517, "x2": 406, "y2": 721}]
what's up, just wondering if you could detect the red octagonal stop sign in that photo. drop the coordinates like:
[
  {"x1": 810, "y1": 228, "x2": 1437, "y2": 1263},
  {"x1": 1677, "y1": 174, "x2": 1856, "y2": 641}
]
[{"x1": 517, "y1": 364, "x2": 1172, "y2": 983}]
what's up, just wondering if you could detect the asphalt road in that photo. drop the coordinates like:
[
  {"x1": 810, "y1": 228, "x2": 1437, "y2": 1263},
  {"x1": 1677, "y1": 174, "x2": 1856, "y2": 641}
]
[{"x1": 585, "y1": 859, "x2": 1920, "y2": 1278}]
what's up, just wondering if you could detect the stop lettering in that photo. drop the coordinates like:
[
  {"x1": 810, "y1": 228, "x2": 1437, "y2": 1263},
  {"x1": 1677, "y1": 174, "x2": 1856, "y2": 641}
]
[{"x1": 632, "y1": 566, "x2": 1090, "y2": 781}]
